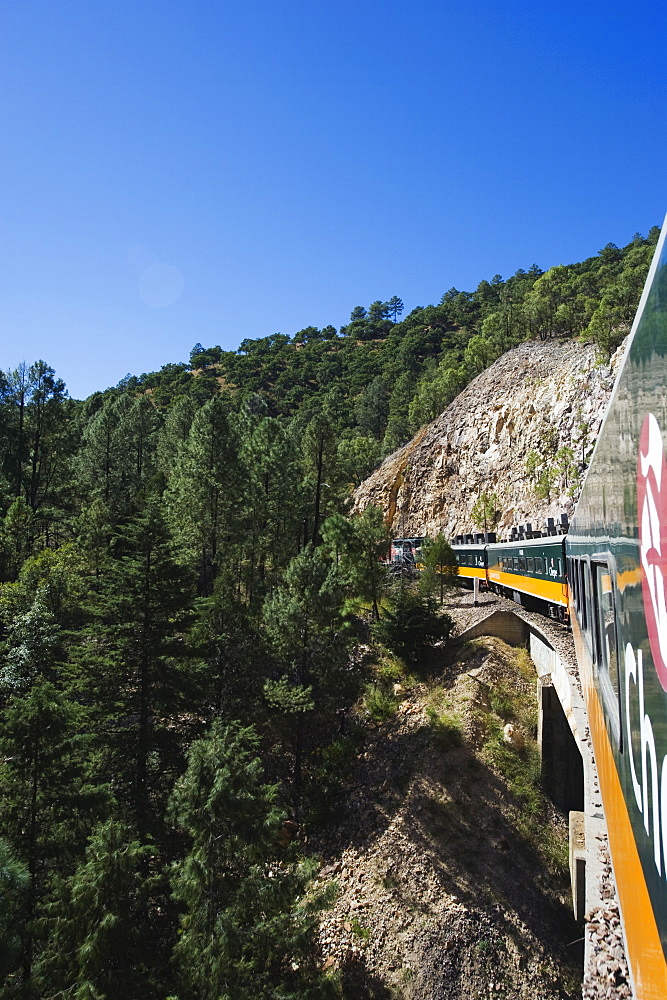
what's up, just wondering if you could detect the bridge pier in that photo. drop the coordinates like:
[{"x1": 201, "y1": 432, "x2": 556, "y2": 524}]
[{"x1": 538, "y1": 676, "x2": 584, "y2": 815}]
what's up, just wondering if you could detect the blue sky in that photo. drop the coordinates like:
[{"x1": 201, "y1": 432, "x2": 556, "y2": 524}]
[{"x1": 1, "y1": 0, "x2": 666, "y2": 399}]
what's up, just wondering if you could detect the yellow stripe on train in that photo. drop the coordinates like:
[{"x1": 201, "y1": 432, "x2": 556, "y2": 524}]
[{"x1": 487, "y1": 569, "x2": 568, "y2": 606}]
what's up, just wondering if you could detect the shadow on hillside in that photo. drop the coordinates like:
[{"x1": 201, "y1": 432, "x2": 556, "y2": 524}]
[
  {"x1": 325, "y1": 719, "x2": 579, "y2": 974},
  {"x1": 339, "y1": 962, "x2": 394, "y2": 999}
]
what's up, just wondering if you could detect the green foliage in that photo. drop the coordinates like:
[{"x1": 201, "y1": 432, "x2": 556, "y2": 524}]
[
  {"x1": 165, "y1": 396, "x2": 242, "y2": 593},
  {"x1": 420, "y1": 533, "x2": 458, "y2": 604},
  {"x1": 0, "y1": 838, "x2": 29, "y2": 982},
  {"x1": 0, "y1": 677, "x2": 106, "y2": 992},
  {"x1": 470, "y1": 492, "x2": 500, "y2": 533},
  {"x1": 262, "y1": 546, "x2": 357, "y2": 802},
  {"x1": 264, "y1": 676, "x2": 315, "y2": 714},
  {"x1": 525, "y1": 450, "x2": 541, "y2": 481},
  {"x1": 321, "y1": 505, "x2": 389, "y2": 619},
  {"x1": 371, "y1": 586, "x2": 453, "y2": 667},
  {"x1": 535, "y1": 465, "x2": 557, "y2": 501},
  {"x1": 425, "y1": 705, "x2": 464, "y2": 749},
  {"x1": 82, "y1": 500, "x2": 196, "y2": 841},
  {"x1": 555, "y1": 445, "x2": 580, "y2": 493},
  {"x1": 1, "y1": 497, "x2": 35, "y2": 581},
  {"x1": 37, "y1": 820, "x2": 153, "y2": 1000},
  {"x1": 169, "y1": 720, "x2": 336, "y2": 1000},
  {"x1": 349, "y1": 917, "x2": 371, "y2": 940},
  {"x1": 0, "y1": 593, "x2": 60, "y2": 693},
  {"x1": 363, "y1": 683, "x2": 398, "y2": 722}
]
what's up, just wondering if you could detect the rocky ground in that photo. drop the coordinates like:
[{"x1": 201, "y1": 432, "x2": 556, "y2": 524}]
[{"x1": 311, "y1": 617, "x2": 585, "y2": 999}]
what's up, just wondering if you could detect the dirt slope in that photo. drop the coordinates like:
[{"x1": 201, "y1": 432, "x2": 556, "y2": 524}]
[{"x1": 313, "y1": 635, "x2": 582, "y2": 1000}]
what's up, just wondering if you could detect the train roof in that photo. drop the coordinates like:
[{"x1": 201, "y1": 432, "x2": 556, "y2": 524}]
[
  {"x1": 452, "y1": 536, "x2": 565, "y2": 549},
  {"x1": 490, "y1": 535, "x2": 566, "y2": 549}
]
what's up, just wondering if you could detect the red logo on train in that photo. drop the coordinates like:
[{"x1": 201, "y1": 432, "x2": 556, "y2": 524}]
[{"x1": 638, "y1": 413, "x2": 667, "y2": 691}]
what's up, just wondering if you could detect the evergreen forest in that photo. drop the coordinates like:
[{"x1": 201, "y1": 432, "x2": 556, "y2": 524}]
[{"x1": 0, "y1": 228, "x2": 658, "y2": 999}]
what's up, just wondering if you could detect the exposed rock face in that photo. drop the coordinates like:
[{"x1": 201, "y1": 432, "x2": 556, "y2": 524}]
[{"x1": 354, "y1": 338, "x2": 627, "y2": 538}]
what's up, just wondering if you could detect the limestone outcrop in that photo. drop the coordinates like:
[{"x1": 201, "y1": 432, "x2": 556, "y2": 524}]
[{"x1": 353, "y1": 337, "x2": 626, "y2": 539}]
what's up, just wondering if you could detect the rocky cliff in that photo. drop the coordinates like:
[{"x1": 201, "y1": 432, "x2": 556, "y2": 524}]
[{"x1": 353, "y1": 338, "x2": 627, "y2": 539}]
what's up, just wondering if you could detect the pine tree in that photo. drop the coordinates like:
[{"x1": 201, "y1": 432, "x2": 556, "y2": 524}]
[
  {"x1": 421, "y1": 534, "x2": 459, "y2": 604},
  {"x1": 470, "y1": 491, "x2": 500, "y2": 533},
  {"x1": 321, "y1": 506, "x2": 389, "y2": 619},
  {"x1": 301, "y1": 415, "x2": 341, "y2": 546},
  {"x1": 0, "y1": 838, "x2": 29, "y2": 985},
  {"x1": 169, "y1": 720, "x2": 335, "y2": 1000},
  {"x1": 1, "y1": 498, "x2": 35, "y2": 581},
  {"x1": 77, "y1": 395, "x2": 131, "y2": 515},
  {"x1": 165, "y1": 397, "x2": 242, "y2": 594},
  {"x1": 238, "y1": 412, "x2": 304, "y2": 606},
  {"x1": 84, "y1": 500, "x2": 195, "y2": 842},
  {"x1": 117, "y1": 395, "x2": 163, "y2": 493},
  {"x1": 262, "y1": 547, "x2": 355, "y2": 803},
  {"x1": 0, "y1": 678, "x2": 103, "y2": 995},
  {"x1": 156, "y1": 395, "x2": 198, "y2": 474},
  {"x1": 36, "y1": 820, "x2": 153, "y2": 1000}
]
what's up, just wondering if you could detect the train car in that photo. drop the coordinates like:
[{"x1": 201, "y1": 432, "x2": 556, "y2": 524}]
[
  {"x1": 388, "y1": 537, "x2": 425, "y2": 574},
  {"x1": 487, "y1": 536, "x2": 568, "y2": 620},
  {"x1": 450, "y1": 542, "x2": 487, "y2": 585},
  {"x1": 567, "y1": 218, "x2": 667, "y2": 998}
]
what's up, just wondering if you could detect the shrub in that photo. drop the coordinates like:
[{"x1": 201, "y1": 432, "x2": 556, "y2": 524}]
[
  {"x1": 371, "y1": 586, "x2": 453, "y2": 666},
  {"x1": 363, "y1": 683, "x2": 398, "y2": 722}
]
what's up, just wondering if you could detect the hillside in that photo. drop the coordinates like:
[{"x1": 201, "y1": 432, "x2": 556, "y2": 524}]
[
  {"x1": 352, "y1": 337, "x2": 627, "y2": 538},
  {"x1": 313, "y1": 628, "x2": 582, "y2": 1000}
]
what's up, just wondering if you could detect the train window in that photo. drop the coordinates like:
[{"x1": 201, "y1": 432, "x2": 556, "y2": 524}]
[
  {"x1": 512, "y1": 557, "x2": 519, "y2": 571},
  {"x1": 519, "y1": 557, "x2": 526, "y2": 572},
  {"x1": 578, "y1": 560, "x2": 587, "y2": 629},
  {"x1": 527, "y1": 557, "x2": 535, "y2": 572},
  {"x1": 567, "y1": 557, "x2": 576, "y2": 606},
  {"x1": 570, "y1": 558, "x2": 578, "y2": 608},
  {"x1": 583, "y1": 561, "x2": 598, "y2": 662},
  {"x1": 557, "y1": 558, "x2": 563, "y2": 578},
  {"x1": 535, "y1": 556, "x2": 543, "y2": 573},
  {"x1": 592, "y1": 561, "x2": 621, "y2": 741}
]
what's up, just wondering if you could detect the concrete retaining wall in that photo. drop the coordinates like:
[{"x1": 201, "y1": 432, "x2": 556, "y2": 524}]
[{"x1": 455, "y1": 609, "x2": 529, "y2": 647}]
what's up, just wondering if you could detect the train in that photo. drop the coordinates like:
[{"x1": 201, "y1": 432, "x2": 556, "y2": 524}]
[
  {"x1": 450, "y1": 516, "x2": 569, "y2": 622},
  {"x1": 389, "y1": 217, "x2": 667, "y2": 998},
  {"x1": 387, "y1": 537, "x2": 424, "y2": 574},
  {"x1": 389, "y1": 516, "x2": 570, "y2": 622},
  {"x1": 565, "y1": 218, "x2": 667, "y2": 999}
]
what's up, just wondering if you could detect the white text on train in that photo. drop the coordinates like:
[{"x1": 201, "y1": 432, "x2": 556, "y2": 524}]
[{"x1": 625, "y1": 642, "x2": 666, "y2": 876}]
